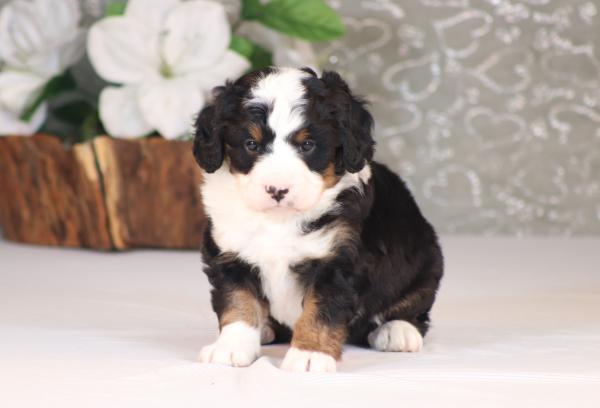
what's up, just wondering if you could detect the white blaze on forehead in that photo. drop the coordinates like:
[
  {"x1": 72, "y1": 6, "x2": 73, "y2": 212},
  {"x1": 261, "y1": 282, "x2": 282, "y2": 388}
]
[
  {"x1": 244, "y1": 68, "x2": 316, "y2": 201},
  {"x1": 249, "y1": 68, "x2": 310, "y2": 141}
]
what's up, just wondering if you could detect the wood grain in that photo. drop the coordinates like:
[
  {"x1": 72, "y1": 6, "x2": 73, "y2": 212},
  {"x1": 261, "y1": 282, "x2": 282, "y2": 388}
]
[
  {"x1": 92, "y1": 136, "x2": 206, "y2": 249},
  {"x1": 0, "y1": 135, "x2": 112, "y2": 249},
  {"x1": 0, "y1": 135, "x2": 206, "y2": 250}
]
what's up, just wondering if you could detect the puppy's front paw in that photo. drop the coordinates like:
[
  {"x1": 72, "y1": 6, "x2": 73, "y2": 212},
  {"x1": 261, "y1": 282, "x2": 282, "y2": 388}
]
[
  {"x1": 281, "y1": 347, "x2": 337, "y2": 373},
  {"x1": 199, "y1": 322, "x2": 261, "y2": 367},
  {"x1": 200, "y1": 342, "x2": 258, "y2": 367},
  {"x1": 368, "y1": 320, "x2": 423, "y2": 352}
]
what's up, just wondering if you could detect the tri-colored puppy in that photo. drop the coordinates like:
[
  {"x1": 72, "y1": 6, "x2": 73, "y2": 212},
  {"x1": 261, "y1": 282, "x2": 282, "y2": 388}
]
[{"x1": 193, "y1": 67, "x2": 443, "y2": 373}]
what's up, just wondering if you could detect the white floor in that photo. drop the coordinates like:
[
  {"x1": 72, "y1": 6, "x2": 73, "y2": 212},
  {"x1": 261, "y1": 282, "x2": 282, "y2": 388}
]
[{"x1": 1, "y1": 237, "x2": 599, "y2": 407}]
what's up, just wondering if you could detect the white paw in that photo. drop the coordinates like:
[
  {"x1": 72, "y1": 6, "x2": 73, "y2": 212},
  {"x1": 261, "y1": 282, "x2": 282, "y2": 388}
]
[
  {"x1": 368, "y1": 320, "x2": 423, "y2": 352},
  {"x1": 281, "y1": 347, "x2": 337, "y2": 373},
  {"x1": 199, "y1": 322, "x2": 261, "y2": 367}
]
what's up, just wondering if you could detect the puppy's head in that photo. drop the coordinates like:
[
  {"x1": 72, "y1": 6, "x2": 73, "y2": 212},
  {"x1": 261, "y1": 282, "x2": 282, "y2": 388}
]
[{"x1": 193, "y1": 67, "x2": 374, "y2": 213}]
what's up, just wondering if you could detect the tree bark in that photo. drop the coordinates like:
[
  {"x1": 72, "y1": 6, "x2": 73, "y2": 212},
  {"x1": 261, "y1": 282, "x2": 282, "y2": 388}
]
[{"x1": 0, "y1": 135, "x2": 206, "y2": 250}]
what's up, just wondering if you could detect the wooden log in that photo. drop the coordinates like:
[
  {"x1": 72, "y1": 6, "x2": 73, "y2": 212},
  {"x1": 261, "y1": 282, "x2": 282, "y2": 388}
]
[
  {"x1": 0, "y1": 135, "x2": 112, "y2": 249},
  {"x1": 0, "y1": 135, "x2": 206, "y2": 250},
  {"x1": 92, "y1": 136, "x2": 206, "y2": 249}
]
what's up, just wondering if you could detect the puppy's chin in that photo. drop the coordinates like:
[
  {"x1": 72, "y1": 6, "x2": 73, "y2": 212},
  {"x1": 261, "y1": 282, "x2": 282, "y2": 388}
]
[
  {"x1": 263, "y1": 205, "x2": 302, "y2": 217},
  {"x1": 243, "y1": 198, "x2": 317, "y2": 215},
  {"x1": 238, "y1": 190, "x2": 324, "y2": 216}
]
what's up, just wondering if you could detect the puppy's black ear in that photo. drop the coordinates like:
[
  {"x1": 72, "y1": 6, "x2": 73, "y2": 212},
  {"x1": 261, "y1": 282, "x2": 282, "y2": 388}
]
[
  {"x1": 193, "y1": 104, "x2": 223, "y2": 173},
  {"x1": 321, "y1": 71, "x2": 374, "y2": 173}
]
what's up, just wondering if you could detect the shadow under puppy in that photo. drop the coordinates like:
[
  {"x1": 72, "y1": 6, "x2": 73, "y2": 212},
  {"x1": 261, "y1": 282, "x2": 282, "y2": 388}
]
[{"x1": 193, "y1": 67, "x2": 443, "y2": 373}]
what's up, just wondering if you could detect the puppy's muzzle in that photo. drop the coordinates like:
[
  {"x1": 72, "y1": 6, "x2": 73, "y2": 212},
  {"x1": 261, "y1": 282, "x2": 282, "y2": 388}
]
[{"x1": 265, "y1": 185, "x2": 289, "y2": 203}]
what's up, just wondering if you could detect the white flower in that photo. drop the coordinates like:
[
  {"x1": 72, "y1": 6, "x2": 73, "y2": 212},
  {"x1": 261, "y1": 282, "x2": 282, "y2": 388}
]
[
  {"x1": 88, "y1": 0, "x2": 250, "y2": 139},
  {"x1": 0, "y1": 0, "x2": 84, "y2": 136}
]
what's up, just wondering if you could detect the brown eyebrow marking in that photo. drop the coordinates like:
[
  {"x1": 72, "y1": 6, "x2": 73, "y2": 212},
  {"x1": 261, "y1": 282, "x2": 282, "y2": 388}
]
[
  {"x1": 292, "y1": 129, "x2": 310, "y2": 144},
  {"x1": 249, "y1": 123, "x2": 263, "y2": 142},
  {"x1": 322, "y1": 163, "x2": 340, "y2": 188}
]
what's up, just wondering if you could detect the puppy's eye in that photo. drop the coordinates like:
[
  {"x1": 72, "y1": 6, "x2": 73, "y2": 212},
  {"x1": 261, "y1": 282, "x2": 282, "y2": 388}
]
[
  {"x1": 300, "y1": 139, "x2": 316, "y2": 153},
  {"x1": 245, "y1": 139, "x2": 259, "y2": 152}
]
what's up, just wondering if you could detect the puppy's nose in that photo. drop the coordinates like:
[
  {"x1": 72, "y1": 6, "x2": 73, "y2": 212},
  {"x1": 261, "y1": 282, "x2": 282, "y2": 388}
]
[{"x1": 265, "y1": 185, "x2": 289, "y2": 203}]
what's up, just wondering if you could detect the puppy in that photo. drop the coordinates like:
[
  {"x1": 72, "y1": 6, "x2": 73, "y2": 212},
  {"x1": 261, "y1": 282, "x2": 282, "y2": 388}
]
[{"x1": 193, "y1": 67, "x2": 443, "y2": 373}]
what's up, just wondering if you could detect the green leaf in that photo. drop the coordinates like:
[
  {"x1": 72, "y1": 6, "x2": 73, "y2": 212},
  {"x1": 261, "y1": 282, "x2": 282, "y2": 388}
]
[
  {"x1": 229, "y1": 35, "x2": 273, "y2": 71},
  {"x1": 53, "y1": 100, "x2": 95, "y2": 125},
  {"x1": 241, "y1": 0, "x2": 264, "y2": 20},
  {"x1": 229, "y1": 35, "x2": 255, "y2": 60},
  {"x1": 248, "y1": 43, "x2": 273, "y2": 71},
  {"x1": 20, "y1": 71, "x2": 76, "y2": 122},
  {"x1": 36, "y1": 100, "x2": 102, "y2": 144},
  {"x1": 81, "y1": 111, "x2": 103, "y2": 142},
  {"x1": 257, "y1": 0, "x2": 345, "y2": 41},
  {"x1": 105, "y1": 1, "x2": 127, "y2": 17}
]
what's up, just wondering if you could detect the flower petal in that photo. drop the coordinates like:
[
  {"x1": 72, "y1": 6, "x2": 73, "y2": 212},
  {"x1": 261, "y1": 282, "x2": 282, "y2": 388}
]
[
  {"x1": 56, "y1": 28, "x2": 86, "y2": 71},
  {"x1": 184, "y1": 50, "x2": 250, "y2": 90},
  {"x1": 34, "y1": 0, "x2": 81, "y2": 44},
  {"x1": 88, "y1": 17, "x2": 161, "y2": 84},
  {"x1": 125, "y1": 0, "x2": 181, "y2": 33},
  {"x1": 0, "y1": 103, "x2": 46, "y2": 136},
  {"x1": 0, "y1": 70, "x2": 46, "y2": 114},
  {"x1": 0, "y1": 0, "x2": 83, "y2": 77},
  {"x1": 163, "y1": 0, "x2": 231, "y2": 75},
  {"x1": 18, "y1": 53, "x2": 61, "y2": 78},
  {"x1": 99, "y1": 85, "x2": 153, "y2": 138},
  {"x1": 0, "y1": 0, "x2": 45, "y2": 68},
  {"x1": 21, "y1": 28, "x2": 85, "y2": 78},
  {"x1": 137, "y1": 79, "x2": 204, "y2": 139}
]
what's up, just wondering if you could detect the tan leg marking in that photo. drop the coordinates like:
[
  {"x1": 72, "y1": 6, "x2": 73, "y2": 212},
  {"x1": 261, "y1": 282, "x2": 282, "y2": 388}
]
[
  {"x1": 291, "y1": 292, "x2": 347, "y2": 360},
  {"x1": 220, "y1": 289, "x2": 269, "y2": 329}
]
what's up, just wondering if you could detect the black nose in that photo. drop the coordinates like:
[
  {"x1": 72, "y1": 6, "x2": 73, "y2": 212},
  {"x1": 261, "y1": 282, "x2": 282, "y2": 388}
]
[{"x1": 266, "y1": 186, "x2": 289, "y2": 203}]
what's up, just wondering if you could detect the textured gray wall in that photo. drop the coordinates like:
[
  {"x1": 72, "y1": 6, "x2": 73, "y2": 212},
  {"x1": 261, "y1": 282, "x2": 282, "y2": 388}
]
[
  {"x1": 3, "y1": 0, "x2": 599, "y2": 235},
  {"x1": 320, "y1": 0, "x2": 600, "y2": 236}
]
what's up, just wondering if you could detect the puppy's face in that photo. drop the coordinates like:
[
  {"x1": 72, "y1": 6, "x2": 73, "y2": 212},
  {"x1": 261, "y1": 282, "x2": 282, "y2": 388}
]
[{"x1": 193, "y1": 67, "x2": 374, "y2": 214}]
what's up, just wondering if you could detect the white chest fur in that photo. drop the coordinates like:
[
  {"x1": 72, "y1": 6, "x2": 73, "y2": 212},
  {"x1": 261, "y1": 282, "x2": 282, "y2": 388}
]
[{"x1": 201, "y1": 167, "x2": 370, "y2": 328}]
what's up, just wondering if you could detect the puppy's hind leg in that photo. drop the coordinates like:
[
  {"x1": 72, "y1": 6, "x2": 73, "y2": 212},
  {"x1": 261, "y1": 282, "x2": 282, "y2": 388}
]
[
  {"x1": 367, "y1": 320, "x2": 423, "y2": 352},
  {"x1": 367, "y1": 273, "x2": 440, "y2": 353}
]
